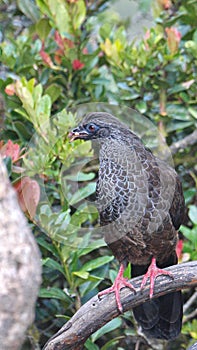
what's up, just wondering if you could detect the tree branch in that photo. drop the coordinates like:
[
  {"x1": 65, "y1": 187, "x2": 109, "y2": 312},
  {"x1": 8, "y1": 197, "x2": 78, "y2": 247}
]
[
  {"x1": 43, "y1": 261, "x2": 197, "y2": 350},
  {"x1": 170, "y1": 129, "x2": 197, "y2": 155}
]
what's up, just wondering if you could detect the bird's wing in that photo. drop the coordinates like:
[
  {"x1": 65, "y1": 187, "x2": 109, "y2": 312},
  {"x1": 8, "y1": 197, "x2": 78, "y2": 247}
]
[
  {"x1": 96, "y1": 138, "x2": 149, "y2": 228},
  {"x1": 169, "y1": 175, "x2": 185, "y2": 230}
]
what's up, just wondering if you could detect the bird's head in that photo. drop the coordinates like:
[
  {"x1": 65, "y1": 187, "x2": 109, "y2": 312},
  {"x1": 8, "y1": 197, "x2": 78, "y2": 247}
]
[{"x1": 68, "y1": 112, "x2": 129, "y2": 142}]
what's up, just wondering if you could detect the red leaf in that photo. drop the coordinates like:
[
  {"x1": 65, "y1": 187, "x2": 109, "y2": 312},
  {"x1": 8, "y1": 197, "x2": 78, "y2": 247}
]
[
  {"x1": 165, "y1": 27, "x2": 181, "y2": 54},
  {"x1": 5, "y1": 83, "x2": 16, "y2": 96},
  {"x1": 40, "y1": 48, "x2": 54, "y2": 68},
  {"x1": 14, "y1": 177, "x2": 40, "y2": 219},
  {"x1": 0, "y1": 139, "x2": 20, "y2": 162},
  {"x1": 157, "y1": 0, "x2": 172, "y2": 9},
  {"x1": 64, "y1": 38, "x2": 74, "y2": 49},
  {"x1": 82, "y1": 47, "x2": 89, "y2": 55},
  {"x1": 72, "y1": 59, "x2": 84, "y2": 70},
  {"x1": 54, "y1": 31, "x2": 65, "y2": 50},
  {"x1": 176, "y1": 239, "x2": 183, "y2": 260},
  {"x1": 54, "y1": 49, "x2": 63, "y2": 65},
  {"x1": 144, "y1": 29, "x2": 150, "y2": 50}
]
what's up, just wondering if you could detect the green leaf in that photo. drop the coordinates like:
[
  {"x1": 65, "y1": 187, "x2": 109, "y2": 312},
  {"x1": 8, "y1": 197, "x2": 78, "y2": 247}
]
[
  {"x1": 17, "y1": 0, "x2": 40, "y2": 22},
  {"x1": 42, "y1": 257, "x2": 65, "y2": 276},
  {"x1": 69, "y1": 182, "x2": 96, "y2": 205},
  {"x1": 64, "y1": 172, "x2": 95, "y2": 182},
  {"x1": 72, "y1": 271, "x2": 89, "y2": 279},
  {"x1": 3, "y1": 157, "x2": 12, "y2": 176},
  {"x1": 70, "y1": 211, "x2": 90, "y2": 227},
  {"x1": 101, "y1": 336, "x2": 123, "y2": 350},
  {"x1": 166, "y1": 105, "x2": 191, "y2": 121},
  {"x1": 36, "y1": 18, "x2": 51, "y2": 40},
  {"x1": 189, "y1": 107, "x2": 197, "y2": 120},
  {"x1": 33, "y1": 83, "x2": 43, "y2": 104},
  {"x1": 85, "y1": 339, "x2": 99, "y2": 350},
  {"x1": 184, "y1": 188, "x2": 196, "y2": 204},
  {"x1": 39, "y1": 287, "x2": 71, "y2": 301},
  {"x1": 45, "y1": 84, "x2": 62, "y2": 104},
  {"x1": 81, "y1": 256, "x2": 114, "y2": 272},
  {"x1": 136, "y1": 101, "x2": 147, "y2": 113},
  {"x1": 77, "y1": 239, "x2": 106, "y2": 257},
  {"x1": 72, "y1": 0, "x2": 86, "y2": 30},
  {"x1": 188, "y1": 205, "x2": 197, "y2": 225},
  {"x1": 168, "y1": 84, "x2": 188, "y2": 95},
  {"x1": 166, "y1": 121, "x2": 193, "y2": 132},
  {"x1": 42, "y1": 0, "x2": 70, "y2": 36},
  {"x1": 109, "y1": 269, "x2": 117, "y2": 283},
  {"x1": 180, "y1": 225, "x2": 197, "y2": 248},
  {"x1": 87, "y1": 274, "x2": 103, "y2": 282},
  {"x1": 12, "y1": 121, "x2": 32, "y2": 141},
  {"x1": 14, "y1": 108, "x2": 30, "y2": 121},
  {"x1": 91, "y1": 318, "x2": 122, "y2": 342},
  {"x1": 36, "y1": 94, "x2": 51, "y2": 125},
  {"x1": 124, "y1": 263, "x2": 131, "y2": 279},
  {"x1": 36, "y1": 236, "x2": 59, "y2": 257}
]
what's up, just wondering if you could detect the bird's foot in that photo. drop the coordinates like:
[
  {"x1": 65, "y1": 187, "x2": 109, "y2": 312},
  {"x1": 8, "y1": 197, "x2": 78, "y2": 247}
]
[
  {"x1": 98, "y1": 264, "x2": 136, "y2": 313},
  {"x1": 141, "y1": 257, "x2": 174, "y2": 298}
]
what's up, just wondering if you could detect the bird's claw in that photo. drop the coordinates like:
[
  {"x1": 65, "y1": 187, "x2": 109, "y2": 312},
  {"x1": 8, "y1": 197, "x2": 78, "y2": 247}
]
[
  {"x1": 98, "y1": 264, "x2": 136, "y2": 313},
  {"x1": 141, "y1": 257, "x2": 174, "y2": 298}
]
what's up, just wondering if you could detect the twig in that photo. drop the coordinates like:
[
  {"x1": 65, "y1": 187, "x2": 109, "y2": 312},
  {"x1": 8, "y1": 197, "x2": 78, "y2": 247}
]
[
  {"x1": 183, "y1": 289, "x2": 197, "y2": 313},
  {"x1": 170, "y1": 129, "x2": 197, "y2": 155},
  {"x1": 183, "y1": 309, "x2": 197, "y2": 324},
  {"x1": 43, "y1": 261, "x2": 197, "y2": 350}
]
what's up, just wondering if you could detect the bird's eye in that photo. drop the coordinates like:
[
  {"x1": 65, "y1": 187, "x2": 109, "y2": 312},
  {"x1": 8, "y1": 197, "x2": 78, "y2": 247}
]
[{"x1": 86, "y1": 123, "x2": 97, "y2": 132}]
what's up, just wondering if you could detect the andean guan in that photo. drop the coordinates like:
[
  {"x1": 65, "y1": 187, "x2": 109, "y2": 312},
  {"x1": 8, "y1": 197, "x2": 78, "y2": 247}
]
[{"x1": 69, "y1": 112, "x2": 185, "y2": 340}]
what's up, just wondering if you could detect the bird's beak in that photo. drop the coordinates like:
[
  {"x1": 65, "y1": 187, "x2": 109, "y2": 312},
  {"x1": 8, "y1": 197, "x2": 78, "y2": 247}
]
[
  {"x1": 68, "y1": 131, "x2": 80, "y2": 142},
  {"x1": 68, "y1": 127, "x2": 89, "y2": 142}
]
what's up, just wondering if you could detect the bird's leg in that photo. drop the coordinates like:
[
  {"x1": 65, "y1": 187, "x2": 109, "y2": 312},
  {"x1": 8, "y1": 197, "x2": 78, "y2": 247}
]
[
  {"x1": 98, "y1": 263, "x2": 136, "y2": 313},
  {"x1": 141, "y1": 257, "x2": 174, "y2": 298}
]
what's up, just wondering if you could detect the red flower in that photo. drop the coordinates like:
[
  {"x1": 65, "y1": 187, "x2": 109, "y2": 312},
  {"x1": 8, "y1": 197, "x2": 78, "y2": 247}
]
[
  {"x1": 72, "y1": 59, "x2": 85, "y2": 70},
  {"x1": 0, "y1": 140, "x2": 21, "y2": 162}
]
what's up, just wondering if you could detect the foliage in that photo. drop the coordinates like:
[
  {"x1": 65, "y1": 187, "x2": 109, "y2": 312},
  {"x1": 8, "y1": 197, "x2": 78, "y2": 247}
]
[{"x1": 0, "y1": 0, "x2": 197, "y2": 349}]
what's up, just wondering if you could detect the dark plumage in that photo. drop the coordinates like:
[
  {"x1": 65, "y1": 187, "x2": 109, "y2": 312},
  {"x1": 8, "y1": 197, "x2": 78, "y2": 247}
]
[{"x1": 69, "y1": 112, "x2": 185, "y2": 340}]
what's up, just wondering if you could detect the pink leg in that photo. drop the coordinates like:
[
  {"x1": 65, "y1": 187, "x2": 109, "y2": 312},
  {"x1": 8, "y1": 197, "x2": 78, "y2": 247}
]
[
  {"x1": 98, "y1": 264, "x2": 136, "y2": 313},
  {"x1": 141, "y1": 257, "x2": 174, "y2": 298}
]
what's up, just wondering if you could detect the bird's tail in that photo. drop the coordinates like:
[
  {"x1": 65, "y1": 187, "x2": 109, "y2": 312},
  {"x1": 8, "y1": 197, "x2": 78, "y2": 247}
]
[{"x1": 132, "y1": 255, "x2": 183, "y2": 340}]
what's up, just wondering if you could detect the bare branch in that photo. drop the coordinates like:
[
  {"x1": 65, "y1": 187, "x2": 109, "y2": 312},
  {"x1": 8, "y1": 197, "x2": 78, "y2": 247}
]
[
  {"x1": 43, "y1": 261, "x2": 197, "y2": 350},
  {"x1": 183, "y1": 308, "x2": 197, "y2": 324},
  {"x1": 170, "y1": 129, "x2": 197, "y2": 155},
  {"x1": 183, "y1": 289, "x2": 197, "y2": 313}
]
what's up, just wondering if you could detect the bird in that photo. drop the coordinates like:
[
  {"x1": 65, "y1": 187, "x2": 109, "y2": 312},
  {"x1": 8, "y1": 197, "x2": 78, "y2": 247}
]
[{"x1": 68, "y1": 112, "x2": 185, "y2": 340}]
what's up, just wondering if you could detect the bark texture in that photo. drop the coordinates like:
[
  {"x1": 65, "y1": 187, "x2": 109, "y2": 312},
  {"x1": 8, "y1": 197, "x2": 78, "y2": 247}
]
[{"x1": 0, "y1": 158, "x2": 42, "y2": 350}]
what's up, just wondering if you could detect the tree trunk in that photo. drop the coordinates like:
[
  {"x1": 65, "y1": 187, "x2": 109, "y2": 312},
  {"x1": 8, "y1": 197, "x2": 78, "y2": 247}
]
[{"x1": 0, "y1": 157, "x2": 42, "y2": 350}]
